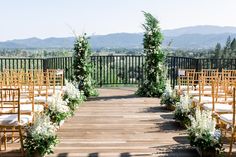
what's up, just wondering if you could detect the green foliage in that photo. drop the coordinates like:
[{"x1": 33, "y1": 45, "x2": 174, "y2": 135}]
[
  {"x1": 136, "y1": 12, "x2": 166, "y2": 97},
  {"x1": 160, "y1": 90, "x2": 180, "y2": 107},
  {"x1": 188, "y1": 130, "x2": 223, "y2": 153},
  {"x1": 24, "y1": 134, "x2": 58, "y2": 157},
  {"x1": 23, "y1": 114, "x2": 59, "y2": 157},
  {"x1": 63, "y1": 93, "x2": 85, "y2": 116},
  {"x1": 73, "y1": 34, "x2": 98, "y2": 97},
  {"x1": 45, "y1": 108, "x2": 70, "y2": 126},
  {"x1": 187, "y1": 109, "x2": 224, "y2": 155}
]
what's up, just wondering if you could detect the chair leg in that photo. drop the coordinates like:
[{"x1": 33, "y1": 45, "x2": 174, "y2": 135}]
[
  {"x1": 0, "y1": 129, "x2": 2, "y2": 151},
  {"x1": 19, "y1": 126, "x2": 25, "y2": 156},
  {"x1": 12, "y1": 127, "x2": 15, "y2": 143},
  {"x1": 229, "y1": 130, "x2": 235, "y2": 157},
  {"x1": 4, "y1": 128, "x2": 6, "y2": 150}
]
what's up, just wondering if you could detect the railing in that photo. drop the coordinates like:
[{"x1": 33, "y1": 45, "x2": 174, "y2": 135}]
[
  {"x1": 1, "y1": 56, "x2": 236, "y2": 87},
  {"x1": 90, "y1": 55, "x2": 146, "y2": 86},
  {"x1": 0, "y1": 58, "x2": 44, "y2": 71}
]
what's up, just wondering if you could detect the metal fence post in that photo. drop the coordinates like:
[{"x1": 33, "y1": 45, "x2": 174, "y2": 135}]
[
  {"x1": 99, "y1": 56, "x2": 102, "y2": 87},
  {"x1": 43, "y1": 58, "x2": 48, "y2": 71}
]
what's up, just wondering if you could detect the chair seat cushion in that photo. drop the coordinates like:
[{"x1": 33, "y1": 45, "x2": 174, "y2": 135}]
[
  {"x1": 34, "y1": 96, "x2": 53, "y2": 103},
  {"x1": 21, "y1": 104, "x2": 44, "y2": 112},
  {"x1": 0, "y1": 114, "x2": 32, "y2": 126},
  {"x1": 219, "y1": 114, "x2": 235, "y2": 124},
  {"x1": 175, "y1": 85, "x2": 193, "y2": 91},
  {"x1": 184, "y1": 90, "x2": 199, "y2": 96},
  {"x1": 196, "y1": 85, "x2": 212, "y2": 90},
  {"x1": 193, "y1": 96, "x2": 212, "y2": 103},
  {"x1": 217, "y1": 97, "x2": 233, "y2": 103},
  {"x1": 202, "y1": 103, "x2": 232, "y2": 112}
]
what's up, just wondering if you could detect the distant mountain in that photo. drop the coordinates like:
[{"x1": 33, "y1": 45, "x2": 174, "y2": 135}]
[
  {"x1": 1, "y1": 25, "x2": 236, "y2": 49},
  {"x1": 163, "y1": 33, "x2": 236, "y2": 49}
]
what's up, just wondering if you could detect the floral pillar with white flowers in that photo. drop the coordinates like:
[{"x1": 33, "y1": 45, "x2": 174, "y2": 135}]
[
  {"x1": 73, "y1": 34, "x2": 98, "y2": 97},
  {"x1": 136, "y1": 12, "x2": 166, "y2": 97}
]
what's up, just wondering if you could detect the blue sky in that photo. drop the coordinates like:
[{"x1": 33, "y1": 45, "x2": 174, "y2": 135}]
[{"x1": 0, "y1": 0, "x2": 235, "y2": 41}]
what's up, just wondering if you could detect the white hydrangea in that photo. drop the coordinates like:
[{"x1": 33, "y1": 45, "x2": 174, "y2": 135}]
[
  {"x1": 64, "y1": 80, "x2": 81, "y2": 99},
  {"x1": 47, "y1": 91, "x2": 70, "y2": 114},
  {"x1": 29, "y1": 113, "x2": 57, "y2": 138}
]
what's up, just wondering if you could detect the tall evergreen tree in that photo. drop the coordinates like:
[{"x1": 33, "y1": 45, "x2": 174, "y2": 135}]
[
  {"x1": 230, "y1": 38, "x2": 236, "y2": 51},
  {"x1": 136, "y1": 12, "x2": 166, "y2": 97},
  {"x1": 214, "y1": 43, "x2": 221, "y2": 59},
  {"x1": 223, "y1": 36, "x2": 231, "y2": 58}
]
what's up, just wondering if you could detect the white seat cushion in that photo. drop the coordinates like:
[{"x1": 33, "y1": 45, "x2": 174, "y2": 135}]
[
  {"x1": 193, "y1": 96, "x2": 212, "y2": 103},
  {"x1": 219, "y1": 114, "x2": 235, "y2": 124},
  {"x1": 184, "y1": 90, "x2": 199, "y2": 96},
  {"x1": 202, "y1": 103, "x2": 232, "y2": 112},
  {"x1": 196, "y1": 85, "x2": 212, "y2": 90},
  {"x1": 20, "y1": 98, "x2": 33, "y2": 103},
  {"x1": 0, "y1": 114, "x2": 32, "y2": 126},
  {"x1": 34, "y1": 96, "x2": 47, "y2": 103},
  {"x1": 34, "y1": 96, "x2": 53, "y2": 103},
  {"x1": 175, "y1": 85, "x2": 193, "y2": 91},
  {"x1": 21, "y1": 104, "x2": 44, "y2": 112},
  {"x1": 217, "y1": 97, "x2": 233, "y2": 103}
]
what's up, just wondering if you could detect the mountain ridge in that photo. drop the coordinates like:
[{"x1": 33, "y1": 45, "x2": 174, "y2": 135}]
[{"x1": 1, "y1": 25, "x2": 236, "y2": 49}]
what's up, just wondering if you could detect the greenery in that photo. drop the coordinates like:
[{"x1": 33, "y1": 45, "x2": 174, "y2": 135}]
[
  {"x1": 73, "y1": 34, "x2": 98, "y2": 97},
  {"x1": 45, "y1": 92, "x2": 70, "y2": 126},
  {"x1": 188, "y1": 108, "x2": 224, "y2": 155},
  {"x1": 24, "y1": 114, "x2": 59, "y2": 157},
  {"x1": 174, "y1": 95, "x2": 194, "y2": 127},
  {"x1": 63, "y1": 80, "x2": 86, "y2": 116},
  {"x1": 160, "y1": 80, "x2": 180, "y2": 108},
  {"x1": 136, "y1": 12, "x2": 166, "y2": 97}
]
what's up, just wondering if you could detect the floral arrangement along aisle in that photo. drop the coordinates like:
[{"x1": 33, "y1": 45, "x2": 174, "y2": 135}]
[
  {"x1": 63, "y1": 80, "x2": 86, "y2": 116},
  {"x1": 46, "y1": 91, "x2": 70, "y2": 126},
  {"x1": 174, "y1": 94, "x2": 193, "y2": 127},
  {"x1": 161, "y1": 80, "x2": 180, "y2": 110},
  {"x1": 24, "y1": 114, "x2": 59, "y2": 157},
  {"x1": 188, "y1": 108, "x2": 223, "y2": 156}
]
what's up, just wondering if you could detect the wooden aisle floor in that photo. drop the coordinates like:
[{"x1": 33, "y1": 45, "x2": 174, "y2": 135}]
[{"x1": 1, "y1": 87, "x2": 199, "y2": 157}]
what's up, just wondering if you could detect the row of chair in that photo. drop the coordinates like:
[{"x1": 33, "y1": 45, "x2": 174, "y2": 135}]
[
  {"x1": 0, "y1": 69, "x2": 64, "y2": 154},
  {"x1": 177, "y1": 68, "x2": 236, "y2": 156}
]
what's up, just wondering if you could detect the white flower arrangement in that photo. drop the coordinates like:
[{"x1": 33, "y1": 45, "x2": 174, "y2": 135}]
[
  {"x1": 24, "y1": 113, "x2": 59, "y2": 156},
  {"x1": 28, "y1": 113, "x2": 57, "y2": 138},
  {"x1": 175, "y1": 94, "x2": 192, "y2": 113},
  {"x1": 174, "y1": 94, "x2": 193, "y2": 126},
  {"x1": 188, "y1": 108, "x2": 223, "y2": 154},
  {"x1": 46, "y1": 91, "x2": 70, "y2": 125},
  {"x1": 64, "y1": 80, "x2": 81, "y2": 100},
  {"x1": 47, "y1": 91, "x2": 70, "y2": 114},
  {"x1": 161, "y1": 80, "x2": 180, "y2": 108},
  {"x1": 189, "y1": 108, "x2": 216, "y2": 136}
]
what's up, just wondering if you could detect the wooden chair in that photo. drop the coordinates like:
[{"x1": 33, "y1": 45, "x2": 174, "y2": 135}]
[
  {"x1": 202, "y1": 79, "x2": 232, "y2": 115},
  {"x1": 218, "y1": 88, "x2": 236, "y2": 156},
  {"x1": 176, "y1": 69, "x2": 195, "y2": 93},
  {"x1": 0, "y1": 88, "x2": 32, "y2": 154}
]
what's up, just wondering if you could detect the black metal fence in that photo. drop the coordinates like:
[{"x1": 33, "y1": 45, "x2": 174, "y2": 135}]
[{"x1": 1, "y1": 56, "x2": 236, "y2": 87}]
